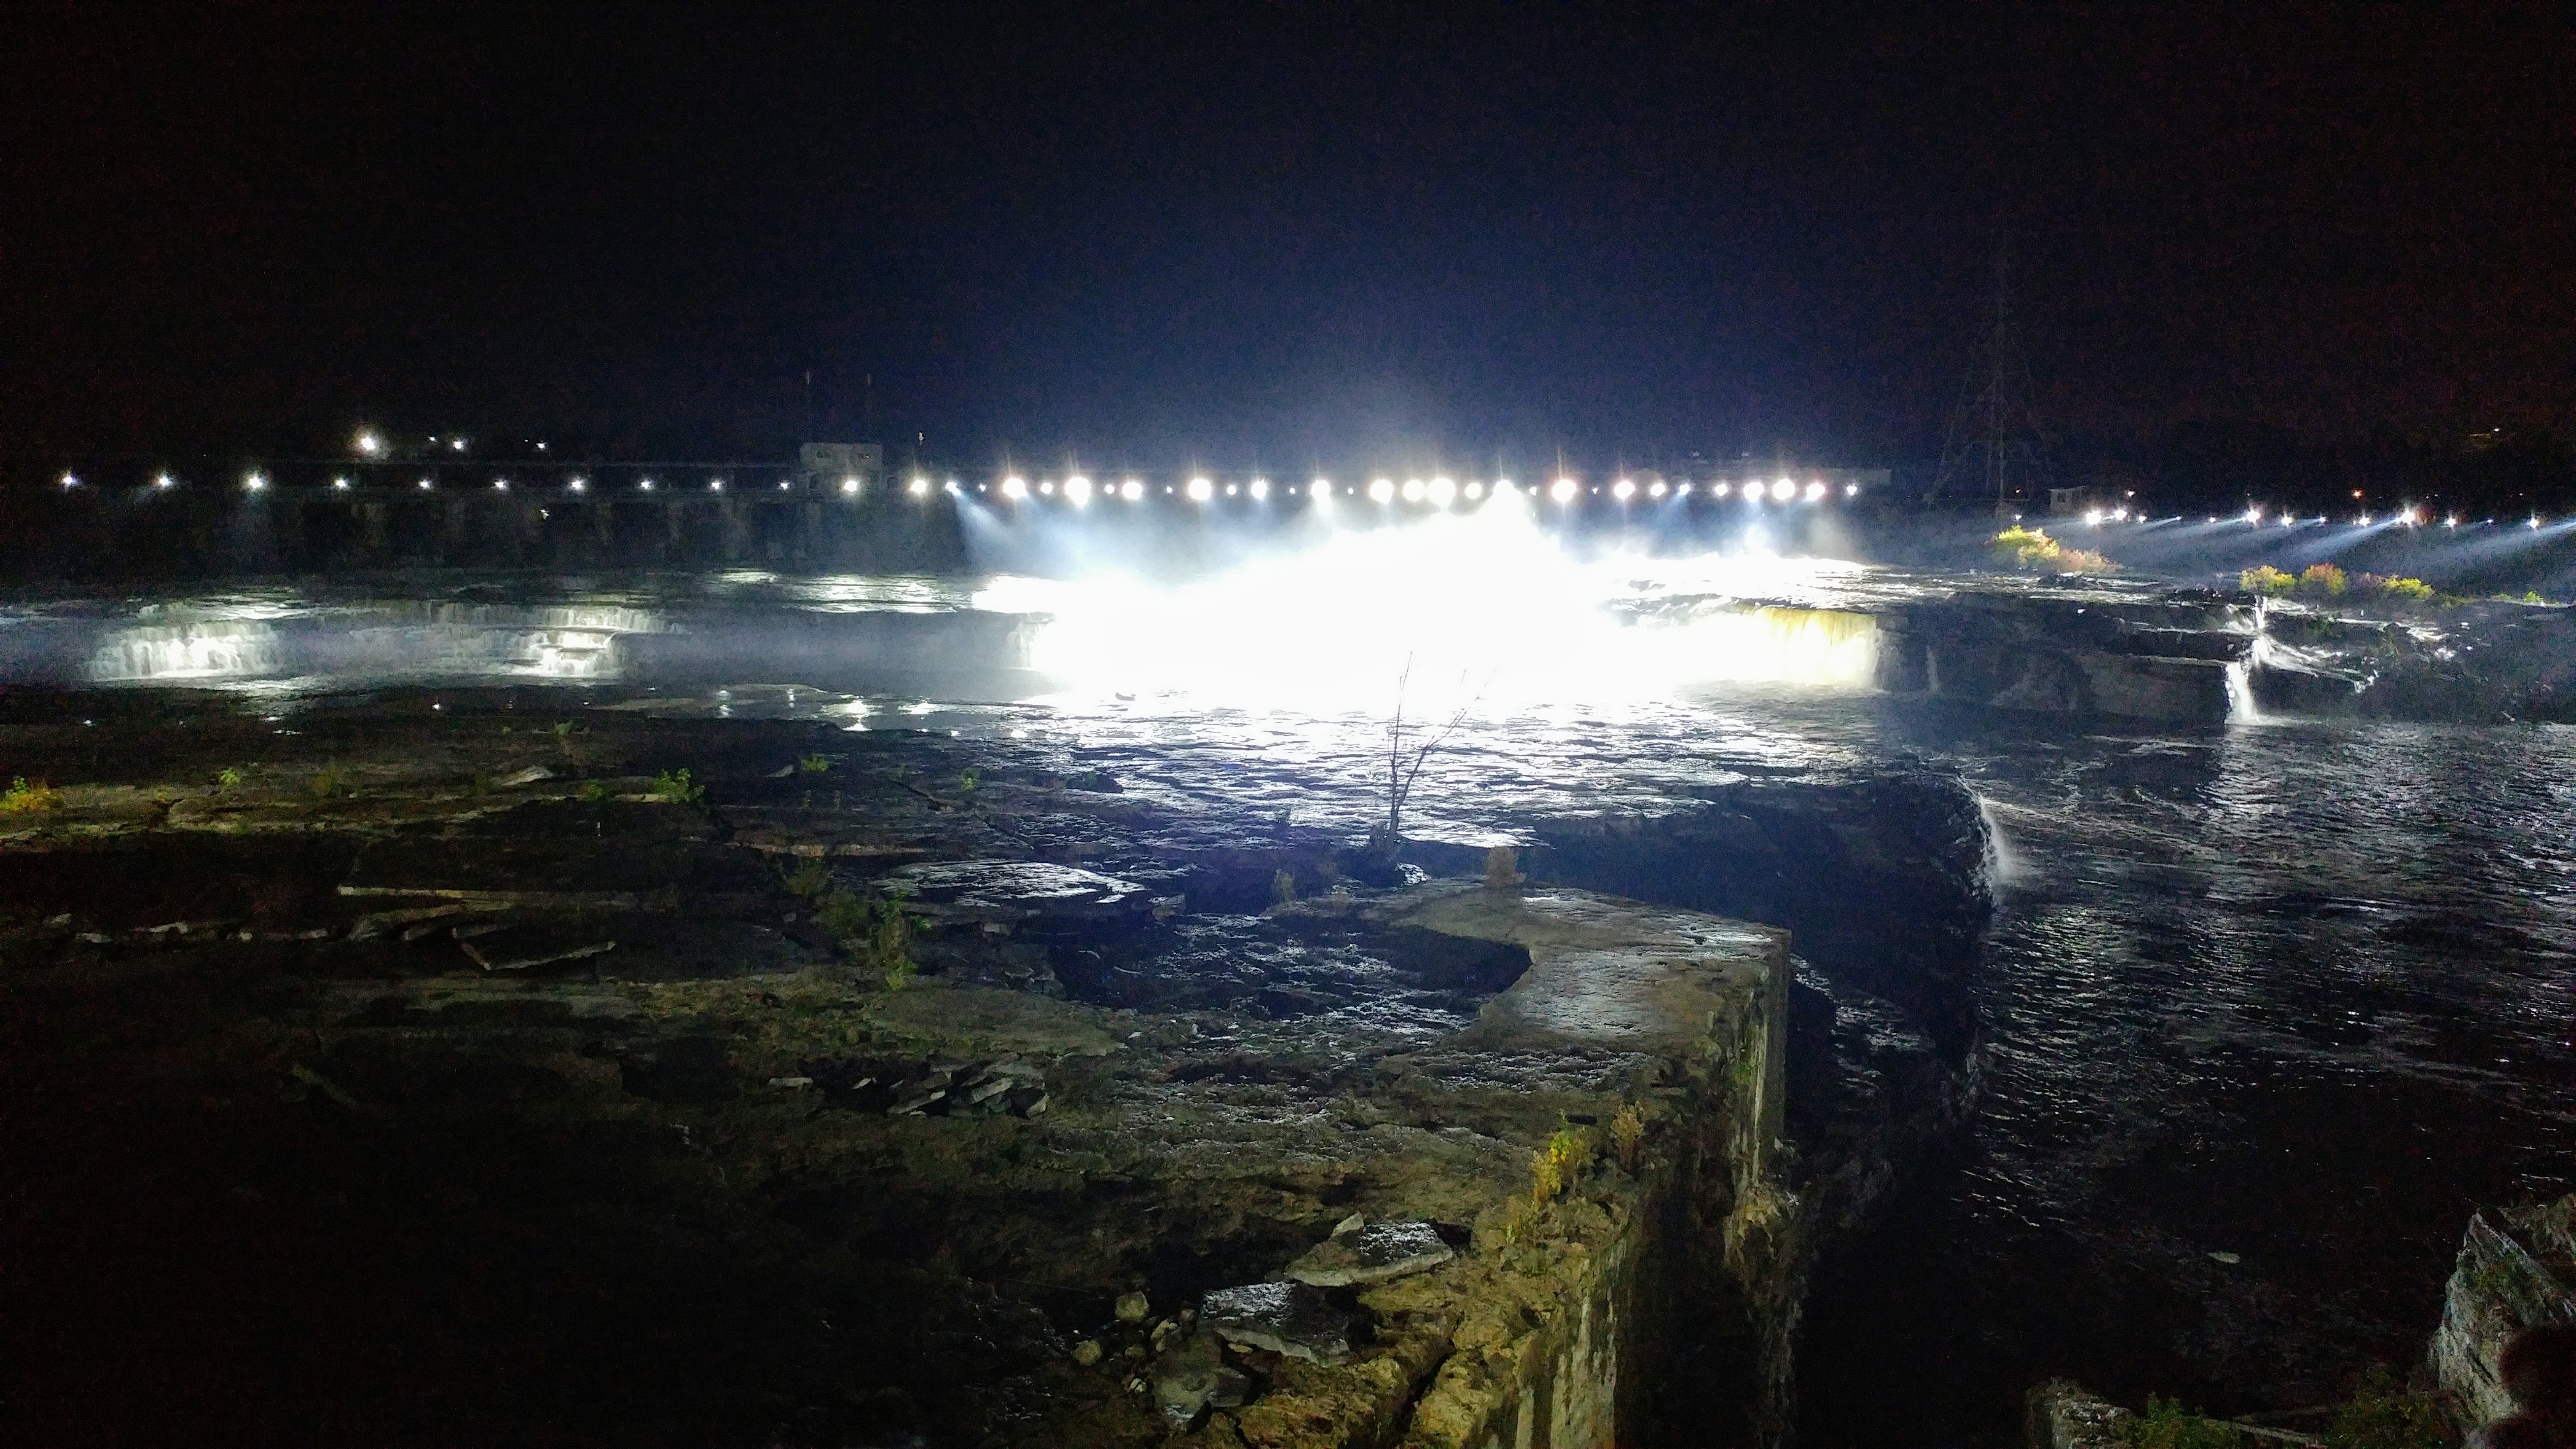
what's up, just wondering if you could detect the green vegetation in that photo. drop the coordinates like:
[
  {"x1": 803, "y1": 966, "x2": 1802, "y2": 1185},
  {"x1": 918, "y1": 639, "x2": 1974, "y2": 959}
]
[
  {"x1": 1529, "y1": 1118, "x2": 1597, "y2": 1208},
  {"x1": 956, "y1": 769, "x2": 980, "y2": 797},
  {"x1": 2301, "y1": 562, "x2": 2349, "y2": 596},
  {"x1": 1610, "y1": 1104, "x2": 1646, "y2": 1173},
  {"x1": 218, "y1": 766, "x2": 245, "y2": 790},
  {"x1": 1991, "y1": 525, "x2": 2119, "y2": 574},
  {"x1": 651, "y1": 768, "x2": 705, "y2": 807},
  {"x1": 2244, "y1": 564, "x2": 2442, "y2": 605},
  {"x1": 815, "y1": 888, "x2": 916, "y2": 988},
  {"x1": 780, "y1": 855, "x2": 831, "y2": 898},
  {"x1": 797, "y1": 753, "x2": 830, "y2": 774},
  {"x1": 2119, "y1": 1396, "x2": 2240, "y2": 1449},
  {"x1": 2, "y1": 777, "x2": 63, "y2": 814},
  {"x1": 307, "y1": 765, "x2": 353, "y2": 801},
  {"x1": 2322, "y1": 1365, "x2": 2449, "y2": 1449},
  {"x1": 2241, "y1": 565, "x2": 2296, "y2": 595},
  {"x1": 578, "y1": 779, "x2": 612, "y2": 804}
]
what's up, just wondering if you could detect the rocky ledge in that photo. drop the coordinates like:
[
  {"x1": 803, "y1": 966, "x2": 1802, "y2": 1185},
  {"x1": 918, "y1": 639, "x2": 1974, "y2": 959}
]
[{"x1": 0, "y1": 691, "x2": 1989, "y2": 1448}]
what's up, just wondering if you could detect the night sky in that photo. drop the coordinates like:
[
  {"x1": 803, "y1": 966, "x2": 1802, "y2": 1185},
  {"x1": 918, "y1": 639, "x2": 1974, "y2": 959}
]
[{"x1": 7, "y1": 4, "x2": 2570, "y2": 477}]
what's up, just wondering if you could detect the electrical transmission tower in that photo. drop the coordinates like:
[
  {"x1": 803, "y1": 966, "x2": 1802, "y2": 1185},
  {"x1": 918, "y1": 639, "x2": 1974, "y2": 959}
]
[{"x1": 1932, "y1": 251, "x2": 2051, "y2": 516}]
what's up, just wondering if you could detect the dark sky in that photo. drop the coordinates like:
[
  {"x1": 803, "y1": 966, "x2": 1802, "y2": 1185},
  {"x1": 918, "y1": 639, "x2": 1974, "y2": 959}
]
[{"x1": 6, "y1": 3, "x2": 2569, "y2": 471}]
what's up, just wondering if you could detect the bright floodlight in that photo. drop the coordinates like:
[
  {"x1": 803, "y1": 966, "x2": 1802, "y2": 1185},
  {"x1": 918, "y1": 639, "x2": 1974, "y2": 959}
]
[
  {"x1": 709, "y1": 478, "x2": 723, "y2": 492},
  {"x1": 570, "y1": 476, "x2": 587, "y2": 492},
  {"x1": 1249, "y1": 477, "x2": 1269, "y2": 500},
  {"x1": 332, "y1": 476, "x2": 348, "y2": 490},
  {"x1": 638, "y1": 477, "x2": 653, "y2": 492},
  {"x1": 1715, "y1": 482, "x2": 1732, "y2": 497},
  {"x1": 779, "y1": 479, "x2": 791, "y2": 490},
  {"x1": 2531, "y1": 517, "x2": 2543, "y2": 529},
  {"x1": 1845, "y1": 482, "x2": 1859, "y2": 496},
  {"x1": 1495, "y1": 477, "x2": 1512, "y2": 492},
  {"x1": 1120, "y1": 478, "x2": 1144, "y2": 501},
  {"x1": 1186, "y1": 476, "x2": 1213, "y2": 502},
  {"x1": 1804, "y1": 481, "x2": 1826, "y2": 501},
  {"x1": 1550, "y1": 477, "x2": 1577, "y2": 503},
  {"x1": 1612, "y1": 479, "x2": 1636, "y2": 500},
  {"x1": 1463, "y1": 481, "x2": 1484, "y2": 501},
  {"x1": 2085, "y1": 508, "x2": 2103, "y2": 525},
  {"x1": 245, "y1": 471, "x2": 267, "y2": 492},
  {"x1": 2245, "y1": 507, "x2": 2263, "y2": 524},
  {"x1": 839, "y1": 476, "x2": 858, "y2": 496},
  {"x1": 493, "y1": 478, "x2": 509, "y2": 492},
  {"x1": 1370, "y1": 478, "x2": 1396, "y2": 503},
  {"x1": 356, "y1": 430, "x2": 383, "y2": 457},
  {"x1": 155, "y1": 473, "x2": 174, "y2": 489},
  {"x1": 450, "y1": 438, "x2": 466, "y2": 452},
  {"x1": 1002, "y1": 475, "x2": 1028, "y2": 500},
  {"x1": 1648, "y1": 481, "x2": 1668, "y2": 498},
  {"x1": 1400, "y1": 478, "x2": 1425, "y2": 503},
  {"x1": 1770, "y1": 479, "x2": 1796, "y2": 501},
  {"x1": 908, "y1": 477, "x2": 930, "y2": 497},
  {"x1": 1429, "y1": 476, "x2": 1456, "y2": 506},
  {"x1": 1066, "y1": 476, "x2": 1093, "y2": 505},
  {"x1": 2446, "y1": 516, "x2": 2459, "y2": 528}
]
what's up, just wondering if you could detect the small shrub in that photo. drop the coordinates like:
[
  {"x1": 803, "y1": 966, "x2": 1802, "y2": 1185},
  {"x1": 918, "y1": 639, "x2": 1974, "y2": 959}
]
[
  {"x1": 307, "y1": 766, "x2": 352, "y2": 801},
  {"x1": 2323, "y1": 1365, "x2": 2448, "y2": 1449},
  {"x1": 1991, "y1": 524, "x2": 2062, "y2": 570},
  {"x1": 2121, "y1": 1396, "x2": 2241, "y2": 1449},
  {"x1": 956, "y1": 769, "x2": 980, "y2": 796},
  {"x1": 1485, "y1": 846, "x2": 1520, "y2": 890},
  {"x1": 2299, "y1": 562, "x2": 2348, "y2": 597},
  {"x1": 814, "y1": 889, "x2": 916, "y2": 988},
  {"x1": 1531, "y1": 1118, "x2": 1595, "y2": 1208},
  {"x1": 2, "y1": 777, "x2": 63, "y2": 814},
  {"x1": 578, "y1": 779, "x2": 612, "y2": 804},
  {"x1": 781, "y1": 856, "x2": 831, "y2": 897},
  {"x1": 2354, "y1": 575, "x2": 2435, "y2": 603},
  {"x1": 1611, "y1": 1105, "x2": 1646, "y2": 1173},
  {"x1": 2241, "y1": 564, "x2": 2296, "y2": 595},
  {"x1": 797, "y1": 753, "x2": 830, "y2": 774},
  {"x1": 651, "y1": 768, "x2": 706, "y2": 807},
  {"x1": 2057, "y1": 546, "x2": 2121, "y2": 575},
  {"x1": 218, "y1": 766, "x2": 245, "y2": 790},
  {"x1": 1529, "y1": 1147, "x2": 1563, "y2": 1207}
]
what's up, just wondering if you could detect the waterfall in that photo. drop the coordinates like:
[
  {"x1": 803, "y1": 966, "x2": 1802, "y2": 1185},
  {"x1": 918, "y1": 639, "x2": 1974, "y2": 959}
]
[
  {"x1": 2224, "y1": 660, "x2": 2263, "y2": 724},
  {"x1": 1974, "y1": 793, "x2": 2030, "y2": 890},
  {"x1": 1690, "y1": 606, "x2": 1879, "y2": 686},
  {"x1": 87, "y1": 621, "x2": 283, "y2": 681}
]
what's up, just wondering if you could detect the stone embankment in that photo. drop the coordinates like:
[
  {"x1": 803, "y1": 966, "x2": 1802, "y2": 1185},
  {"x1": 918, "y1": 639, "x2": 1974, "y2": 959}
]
[{"x1": 0, "y1": 693, "x2": 1989, "y2": 1447}]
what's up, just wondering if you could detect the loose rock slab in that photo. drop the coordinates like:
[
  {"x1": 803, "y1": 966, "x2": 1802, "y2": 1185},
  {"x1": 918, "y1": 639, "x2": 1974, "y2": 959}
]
[
  {"x1": 1284, "y1": 1217, "x2": 1455, "y2": 1287},
  {"x1": 1200, "y1": 1282, "x2": 1353, "y2": 1364}
]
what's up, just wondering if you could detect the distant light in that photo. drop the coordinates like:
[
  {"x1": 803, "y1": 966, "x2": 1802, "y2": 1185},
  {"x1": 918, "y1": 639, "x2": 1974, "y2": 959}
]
[
  {"x1": 59, "y1": 472, "x2": 76, "y2": 489},
  {"x1": 2446, "y1": 515, "x2": 2459, "y2": 528},
  {"x1": 839, "y1": 476, "x2": 858, "y2": 496},
  {"x1": 1311, "y1": 476, "x2": 1330, "y2": 497},
  {"x1": 535, "y1": 442, "x2": 547, "y2": 452},
  {"x1": 245, "y1": 471, "x2": 267, "y2": 492},
  {"x1": 1745, "y1": 483, "x2": 1765, "y2": 506},
  {"x1": 2359, "y1": 514, "x2": 2371, "y2": 526},
  {"x1": 2085, "y1": 508, "x2": 2104, "y2": 525},
  {"x1": 569, "y1": 476, "x2": 587, "y2": 493},
  {"x1": 1067, "y1": 476, "x2": 1093, "y2": 505},
  {"x1": 355, "y1": 430, "x2": 383, "y2": 457},
  {"x1": 1223, "y1": 483, "x2": 1238, "y2": 497},
  {"x1": 1612, "y1": 478, "x2": 1636, "y2": 500},
  {"x1": 155, "y1": 473, "x2": 175, "y2": 489},
  {"x1": 2244, "y1": 508, "x2": 2262, "y2": 525},
  {"x1": 1039, "y1": 479, "x2": 1055, "y2": 496},
  {"x1": 1463, "y1": 481, "x2": 1484, "y2": 501},
  {"x1": 1803, "y1": 481, "x2": 1826, "y2": 501},
  {"x1": 709, "y1": 478, "x2": 723, "y2": 492},
  {"x1": 1550, "y1": 477, "x2": 1577, "y2": 503},
  {"x1": 778, "y1": 479, "x2": 791, "y2": 490},
  {"x1": 1400, "y1": 477, "x2": 1425, "y2": 503},
  {"x1": 1845, "y1": 482, "x2": 1859, "y2": 497},
  {"x1": 1002, "y1": 475, "x2": 1028, "y2": 500},
  {"x1": 1371, "y1": 478, "x2": 1396, "y2": 503},
  {"x1": 1678, "y1": 483, "x2": 1692, "y2": 497},
  {"x1": 450, "y1": 438, "x2": 466, "y2": 452},
  {"x1": 1249, "y1": 477, "x2": 1269, "y2": 500},
  {"x1": 909, "y1": 476, "x2": 930, "y2": 497},
  {"x1": 2531, "y1": 517, "x2": 2543, "y2": 530},
  {"x1": 1182, "y1": 476, "x2": 1211, "y2": 503},
  {"x1": 2112, "y1": 508, "x2": 2127, "y2": 522},
  {"x1": 422, "y1": 477, "x2": 436, "y2": 490},
  {"x1": 1647, "y1": 480, "x2": 1668, "y2": 499},
  {"x1": 1120, "y1": 479, "x2": 1144, "y2": 501},
  {"x1": 1496, "y1": 477, "x2": 1513, "y2": 492},
  {"x1": 638, "y1": 477, "x2": 653, "y2": 492},
  {"x1": 1715, "y1": 482, "x2": 1732, "y2": 497},
  {"x1": 332, "y1": 476, "x2": 349, "y2": 490},
  {"x1": 493, "y1": 478, "x2": 508, "y2": 492},
  {"x1": 1770, "y1": 479, "x2": 1795, "y2": 501},
  {"x1": 945, "y1": 480, "x2": 961, "y2": 495},
  {"x1": 1429, "y1": 476, "x2": 1457, "y2": 506}
]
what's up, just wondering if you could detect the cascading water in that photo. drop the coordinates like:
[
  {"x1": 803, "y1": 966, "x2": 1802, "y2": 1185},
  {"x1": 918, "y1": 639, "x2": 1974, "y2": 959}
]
[{"x1": 87, "y1": 621, "x2": 284, "y2": 681}]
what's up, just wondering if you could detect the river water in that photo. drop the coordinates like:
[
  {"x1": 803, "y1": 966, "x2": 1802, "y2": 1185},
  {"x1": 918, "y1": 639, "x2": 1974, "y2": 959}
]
[{"x1": 7, "y1": 563, "x2": 2572, "y2": 1445}]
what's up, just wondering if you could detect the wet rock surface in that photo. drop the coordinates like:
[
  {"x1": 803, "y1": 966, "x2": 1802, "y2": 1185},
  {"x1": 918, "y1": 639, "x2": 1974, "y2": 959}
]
[{"x1": 0, "y1": 686, "x2": 1983, "y2": 1447}]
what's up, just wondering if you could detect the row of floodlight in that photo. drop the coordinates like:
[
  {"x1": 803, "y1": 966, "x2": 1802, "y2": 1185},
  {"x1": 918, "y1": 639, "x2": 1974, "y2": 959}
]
[
  {"x1": 898, "y1": 472, "x2": 1864, "y2": 506},
  {"x1": 2064, "y1": 503, "x2": 2562, "y2": 532}
]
